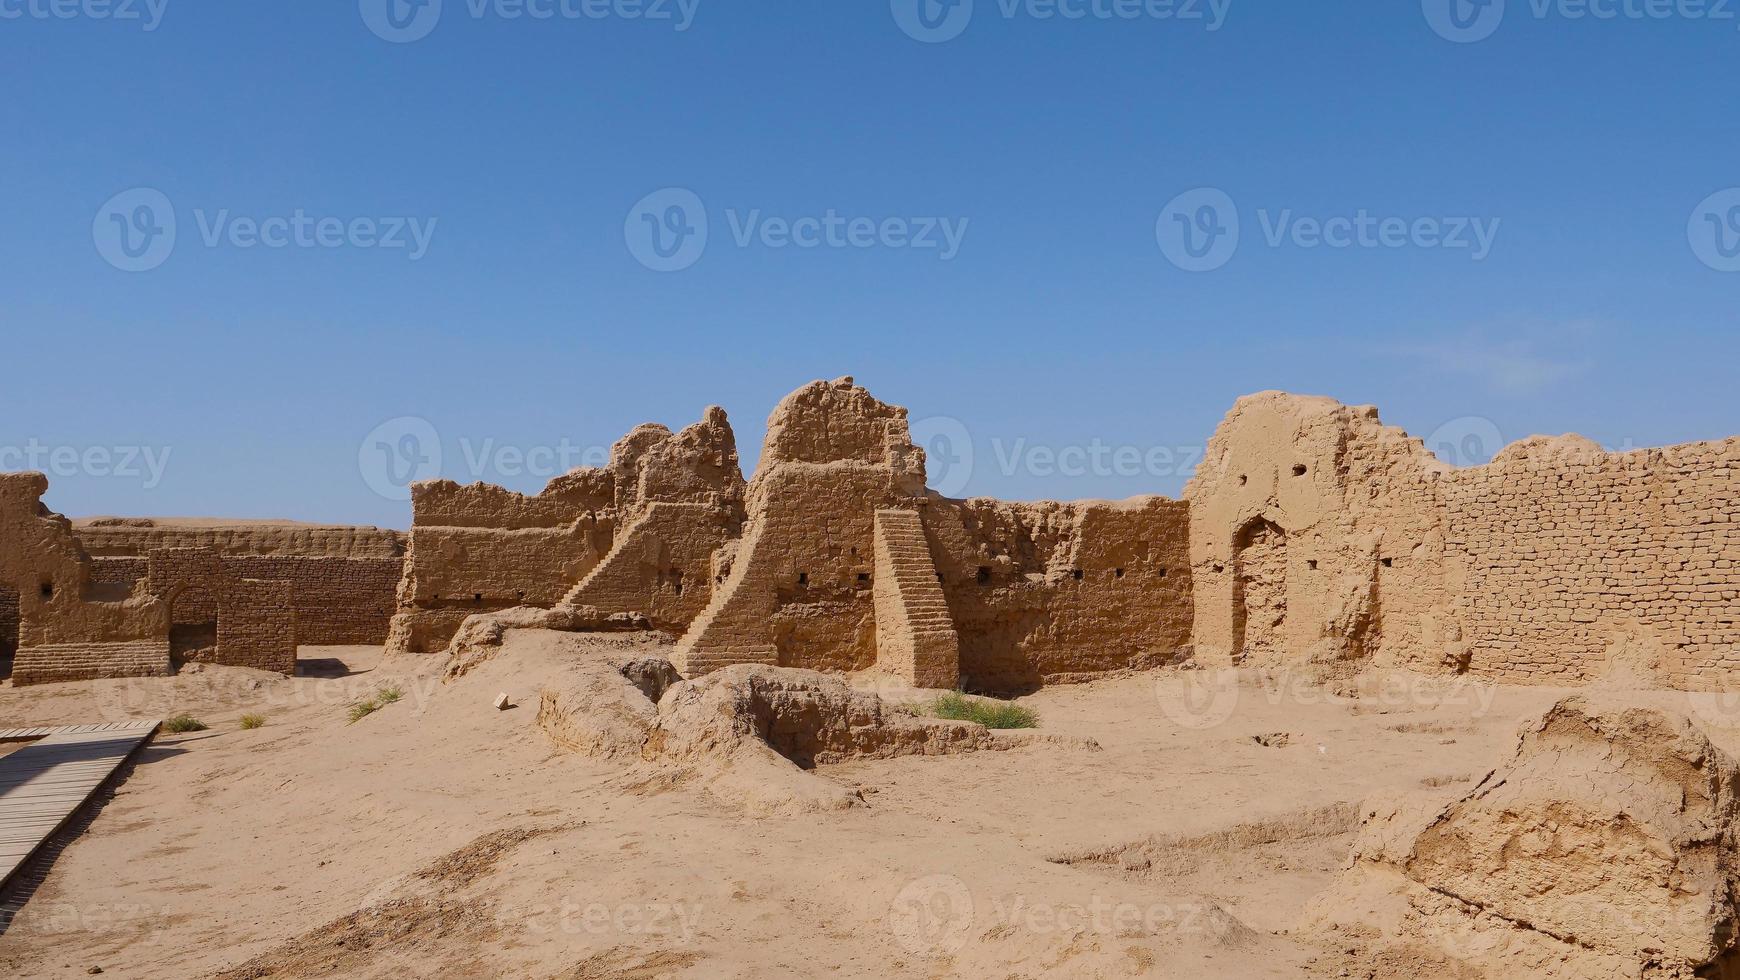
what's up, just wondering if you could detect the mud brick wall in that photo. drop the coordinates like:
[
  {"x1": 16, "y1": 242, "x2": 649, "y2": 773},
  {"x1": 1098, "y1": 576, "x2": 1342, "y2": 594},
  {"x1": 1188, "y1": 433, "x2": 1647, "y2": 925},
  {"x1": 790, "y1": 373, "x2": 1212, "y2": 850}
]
[
  {"x1": 1441, "y1": 439, "x2": 1740, "y2": 686},
  {"x1": 0, "y1": 585, "x2": 18, "y2": 661},
  {"x1": 675, "y1": 379, "x2": 1194, "y2": 691},
  {"x1": 930, "y1": 497, "x2": 1194, "y2": 692},
  {"x1": 89, "y1": 557, "x2": 148, "y2": 592},
  {"x1": 73, "y1": 521, "x2": 404, "y2": 559},
  {"x1": 9, "y1": 639, "x2": 172, "y2": 685},
  {"x1": 224, "y1": 557, "x2": 401, "y2": 645},
  {"x1": 217, "y1": 579, "x2": 296, "y2": 674},
  {"x1": 392, "y1": 407, "x2": 745, "y2": 655}
]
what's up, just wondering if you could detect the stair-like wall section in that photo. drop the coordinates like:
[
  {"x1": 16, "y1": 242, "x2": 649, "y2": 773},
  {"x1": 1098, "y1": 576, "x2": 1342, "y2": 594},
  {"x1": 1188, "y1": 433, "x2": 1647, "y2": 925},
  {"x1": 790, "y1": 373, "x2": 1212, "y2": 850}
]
[{"x1": 872, "y1": 509, "x2": 959, "y2": 690}]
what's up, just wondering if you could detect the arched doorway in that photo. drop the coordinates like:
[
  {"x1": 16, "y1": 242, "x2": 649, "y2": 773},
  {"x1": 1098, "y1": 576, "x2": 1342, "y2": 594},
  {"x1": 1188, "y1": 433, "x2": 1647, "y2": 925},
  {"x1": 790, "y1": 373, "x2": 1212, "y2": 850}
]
[{"x1": 1233, "y1": 518, "x2": 1287, "y2": 662}]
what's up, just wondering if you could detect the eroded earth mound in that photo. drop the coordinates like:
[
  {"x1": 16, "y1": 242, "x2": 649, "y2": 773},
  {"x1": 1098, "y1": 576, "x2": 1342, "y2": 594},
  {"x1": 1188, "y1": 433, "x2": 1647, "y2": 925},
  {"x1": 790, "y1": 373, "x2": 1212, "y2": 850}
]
[
  {"x1": 1303, "y1": 695, "x2": 1740, "y2": 979},
  {"x1": 444, "y1": 616, "x2": 1013, "y2": 815}
]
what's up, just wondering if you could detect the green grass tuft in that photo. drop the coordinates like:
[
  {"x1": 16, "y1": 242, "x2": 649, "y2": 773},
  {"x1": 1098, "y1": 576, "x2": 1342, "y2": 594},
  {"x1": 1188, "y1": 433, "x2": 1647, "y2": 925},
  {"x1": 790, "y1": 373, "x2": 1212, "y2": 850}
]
[
  {"x1": 931, "y1": 691, "x2": 1039, "y2": 730},
  {"x1": 163, "y1": 713, "x2": 208, "y2": 734},
  {"x1": 347, "y1": 686, "x2": 405, "y2": 724},
  {"x1": 239, "y1": 713, "x2": 266, "y2": 730}
]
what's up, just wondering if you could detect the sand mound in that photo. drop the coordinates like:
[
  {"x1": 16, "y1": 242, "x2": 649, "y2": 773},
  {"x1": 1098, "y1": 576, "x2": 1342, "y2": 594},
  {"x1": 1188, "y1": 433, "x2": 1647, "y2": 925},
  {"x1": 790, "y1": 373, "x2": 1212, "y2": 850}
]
[
  {"x1": 443, "y1": 624, "x2": 1006, "y2": 816},
  {"x1": 1302, "y1": 694, "x2": 1740, "y2": 978}
]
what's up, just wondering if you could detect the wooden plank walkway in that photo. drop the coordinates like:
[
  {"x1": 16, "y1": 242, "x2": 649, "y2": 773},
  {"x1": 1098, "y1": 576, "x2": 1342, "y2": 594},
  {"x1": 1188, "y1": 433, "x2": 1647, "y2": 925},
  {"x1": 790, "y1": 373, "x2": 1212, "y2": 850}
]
[{"x1": 0, "y1": 721, "x2": 159, "y2": 891}]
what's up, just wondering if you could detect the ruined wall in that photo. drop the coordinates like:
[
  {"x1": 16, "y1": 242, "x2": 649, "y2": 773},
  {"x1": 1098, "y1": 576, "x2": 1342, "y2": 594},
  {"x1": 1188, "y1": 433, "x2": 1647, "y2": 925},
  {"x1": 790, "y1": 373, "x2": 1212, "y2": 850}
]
[
  {"x1": 674, "y1": 379, "x2": 928, "y2": 678},
  {"x1": 77, "y1": 520, "x2": 404, "y2": 646},
  {"x1": 217, "y1": 578, "x2": 298, "y2": 674},
  {"x1": 72, "y1": 518, "x2": 404, "y2": 558},
  {"x1": 675, "y1": 378, "x2": 1196, "y2": 691},
  {"x1": 1, "y1": 472, "x2": 171, "y2": 685},
  {"x1": 389, "y1": 408, "x2": 746, "y2": 653},
  {"x1": 1439, "y1": 437, "x2": 1740, "y2": 686},
  {"x1": 927, "y1": 496, "x2": 1193, "y2": 692},
  {"x1": 0, "y1": 584, "x2": 18, "y2": 665},
  {"x1": 1186, "y1": 392, "x2": 1740, "y2": 689},
  {"x1": 1185, "y1": 393, "x2": 1442, "y2": 671}
]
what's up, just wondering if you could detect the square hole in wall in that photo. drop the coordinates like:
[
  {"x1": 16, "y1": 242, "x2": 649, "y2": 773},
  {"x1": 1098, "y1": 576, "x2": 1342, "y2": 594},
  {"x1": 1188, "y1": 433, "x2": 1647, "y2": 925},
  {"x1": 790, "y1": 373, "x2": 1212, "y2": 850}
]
[
  {"x1": 1293, "y1": 464, "x2": 1308, "y2": 477},
  {"x1": 797, "y1": 572, "x2": 809, "y2": 586},
  {"x1": 1114, "y1": 568, "x2": 1125, "y2": 579},
  {"x1": 1381, "y1": 558, "x2": 1394, "y2": 568},
  {"x1": 857, "y1": 572, "x2": 870, "y2": 585},
  {"x1": 1157, "y1": 567, "x2": 1169, "y2": 578},
  {"x1": 39, "y1": 581, "x2": 54, "y2": 599},
  {"x1": 1071, "y1": 569, "x2": 1084, "y2": 581},
  {"x1": 1307, "y1": 560, "x2": 1319, "y2": 570},
  {"x1": 976, "y1": 566, "x2": 991, "y2": 585}
]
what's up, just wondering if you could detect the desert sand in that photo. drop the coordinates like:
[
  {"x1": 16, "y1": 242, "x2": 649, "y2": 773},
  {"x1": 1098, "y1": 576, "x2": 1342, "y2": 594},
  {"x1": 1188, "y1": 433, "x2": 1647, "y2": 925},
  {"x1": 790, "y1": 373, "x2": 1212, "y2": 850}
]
[{"x1": 10, "y1": 627, "x2": 1711, "y2": 979}]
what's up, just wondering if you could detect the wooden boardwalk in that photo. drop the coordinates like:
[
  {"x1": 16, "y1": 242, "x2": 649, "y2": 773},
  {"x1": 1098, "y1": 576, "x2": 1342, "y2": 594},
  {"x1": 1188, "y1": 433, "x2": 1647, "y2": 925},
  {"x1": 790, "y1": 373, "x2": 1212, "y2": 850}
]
[{"x1": 0, "y1": 721, "x2": 160, "y2": 891}]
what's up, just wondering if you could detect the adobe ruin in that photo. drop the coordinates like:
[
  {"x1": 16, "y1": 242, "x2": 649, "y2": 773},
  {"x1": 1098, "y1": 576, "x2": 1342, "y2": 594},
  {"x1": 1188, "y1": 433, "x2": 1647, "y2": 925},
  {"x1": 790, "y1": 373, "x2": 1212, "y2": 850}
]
[{"x1": 3, "y1": 378, "x2": 1735, "y2": 693}]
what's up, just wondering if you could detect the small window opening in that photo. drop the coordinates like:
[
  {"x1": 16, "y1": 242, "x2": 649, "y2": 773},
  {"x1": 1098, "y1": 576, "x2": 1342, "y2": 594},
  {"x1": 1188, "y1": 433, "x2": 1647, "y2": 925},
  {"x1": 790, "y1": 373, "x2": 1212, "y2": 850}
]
[
  {"x1": 1114, "y1": 568, "x2": 1125, "y2": 579},
  {"x1": 1381, "y1": 558, "x2": 1394, "y2": 568},
  {"x1": 473, "y1": 593, "x2": 483, "y2": 603},
  {"x1": 1238, "y1": 474, "x2": 1248, "y2": 485},
  {"x1": 857, "y1": 572, "x2": 870, "y2": 585},
  {"x1": 797, "y1": 572, "x2": 809, "y2": 586},
  {"x1": 976, "y1": 566, "x2": 992, "y2": 584},
  {"x1": 1307, "y1": 560, "x2": 1319, "y2": 571},
  {"x1": 1157, "y1": 567, "x2": 1169, "y2": 578},
  {"x1": 1212, "y1": 564, "x2": 1225, "y2": 574},
  {"x1": 40, "y1": 581, "x2": 54, "y2": 599},
  {"x1": 1292, "y1": 464, "x2": 1308, "y2": 477},
  {"x1": 1071, "y1": 569, "x2": 1084, "y2": 581}
]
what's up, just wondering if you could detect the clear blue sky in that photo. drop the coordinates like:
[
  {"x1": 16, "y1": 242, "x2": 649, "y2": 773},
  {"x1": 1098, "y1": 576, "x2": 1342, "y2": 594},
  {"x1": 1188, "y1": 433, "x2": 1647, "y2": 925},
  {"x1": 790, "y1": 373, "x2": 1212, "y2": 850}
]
[{"x1": 3, "y1": 0, "x2": 1737, "y2": 528}]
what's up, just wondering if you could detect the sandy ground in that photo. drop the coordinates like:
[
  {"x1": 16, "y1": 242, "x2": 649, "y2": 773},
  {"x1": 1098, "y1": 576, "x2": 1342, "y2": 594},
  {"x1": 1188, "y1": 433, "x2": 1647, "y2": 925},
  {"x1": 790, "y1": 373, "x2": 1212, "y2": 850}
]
[{"x1": 0, "y1": 634, "x2": 1703, "y2": 979}]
